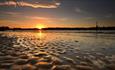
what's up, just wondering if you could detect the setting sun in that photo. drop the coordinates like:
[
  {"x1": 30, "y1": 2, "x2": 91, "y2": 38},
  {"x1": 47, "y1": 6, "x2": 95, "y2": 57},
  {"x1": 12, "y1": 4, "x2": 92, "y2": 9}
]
[{"x1": 36, "y1": 24, "x2": 46, "y2": 29}]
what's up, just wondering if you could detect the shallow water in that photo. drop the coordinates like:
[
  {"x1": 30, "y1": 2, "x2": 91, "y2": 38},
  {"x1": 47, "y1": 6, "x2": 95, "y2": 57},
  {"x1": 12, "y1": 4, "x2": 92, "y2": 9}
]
[{"x1": 0, "y1": 30, "x2": 115, "y2": 70}]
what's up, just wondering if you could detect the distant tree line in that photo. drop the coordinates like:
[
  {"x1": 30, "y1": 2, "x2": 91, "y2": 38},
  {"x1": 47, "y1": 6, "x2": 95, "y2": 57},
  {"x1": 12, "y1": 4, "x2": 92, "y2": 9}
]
[
  {"x1": 43, "y1": 27, "x2": 115, "y2": 30},
  {"x1": 0, "y1": 26, "x2": 115, "y2": 31},
  {"x1": 0, "y1": 26, "x2": 10, "y2": 31}
]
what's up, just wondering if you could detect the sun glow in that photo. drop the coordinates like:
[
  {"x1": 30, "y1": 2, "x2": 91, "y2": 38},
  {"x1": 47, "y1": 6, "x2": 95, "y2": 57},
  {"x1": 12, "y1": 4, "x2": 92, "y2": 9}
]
[{"x1": 36, "y1": 24, "x2": 46, "y2": 29}]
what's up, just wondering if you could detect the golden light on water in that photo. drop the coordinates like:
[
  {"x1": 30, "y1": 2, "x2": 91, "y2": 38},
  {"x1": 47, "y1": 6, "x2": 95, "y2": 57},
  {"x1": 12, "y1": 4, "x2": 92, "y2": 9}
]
[
  {"x1": 37, "y1": 30, "x2": 45, "y2": 46},
  {"x1": 37, "y1": 30, "x2": 44, "y2": 40}
]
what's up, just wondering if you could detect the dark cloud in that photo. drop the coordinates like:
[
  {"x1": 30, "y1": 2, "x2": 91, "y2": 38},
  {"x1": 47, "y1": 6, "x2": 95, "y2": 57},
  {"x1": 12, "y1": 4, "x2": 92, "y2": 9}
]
[{"x1": 0, "y1": 0, "x2": 62, "y2": 8}]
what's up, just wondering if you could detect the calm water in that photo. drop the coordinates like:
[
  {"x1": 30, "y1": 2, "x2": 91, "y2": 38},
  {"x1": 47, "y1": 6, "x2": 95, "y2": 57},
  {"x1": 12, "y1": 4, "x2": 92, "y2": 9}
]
[{"x1": 0, "y1": 30, "x2": 115, "y2": 70}]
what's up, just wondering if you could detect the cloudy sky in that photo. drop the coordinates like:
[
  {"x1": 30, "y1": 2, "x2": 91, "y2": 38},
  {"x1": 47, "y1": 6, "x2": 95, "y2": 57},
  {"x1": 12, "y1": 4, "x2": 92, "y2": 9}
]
[{"x1": 0, "y1": 0, "x2": 115, "y2": 28}]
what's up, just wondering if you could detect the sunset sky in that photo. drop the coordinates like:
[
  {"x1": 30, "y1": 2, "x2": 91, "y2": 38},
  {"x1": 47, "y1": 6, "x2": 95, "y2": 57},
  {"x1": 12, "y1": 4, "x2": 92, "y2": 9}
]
[{"x1": 0, "y1": 0, "x2": 115, "y2": 28}]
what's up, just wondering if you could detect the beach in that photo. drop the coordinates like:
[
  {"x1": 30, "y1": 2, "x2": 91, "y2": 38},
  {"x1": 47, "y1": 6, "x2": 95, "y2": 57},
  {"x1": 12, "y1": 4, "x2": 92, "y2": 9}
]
[{"x1": 0, "y1": 30, "x2": 115, "y2": 70}]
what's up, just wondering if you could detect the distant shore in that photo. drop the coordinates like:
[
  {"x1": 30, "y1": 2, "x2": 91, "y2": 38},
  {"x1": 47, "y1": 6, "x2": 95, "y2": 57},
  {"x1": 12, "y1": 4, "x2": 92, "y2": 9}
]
[{"x1": 0, "y1": 26, "x2": 115, "y2": 31}]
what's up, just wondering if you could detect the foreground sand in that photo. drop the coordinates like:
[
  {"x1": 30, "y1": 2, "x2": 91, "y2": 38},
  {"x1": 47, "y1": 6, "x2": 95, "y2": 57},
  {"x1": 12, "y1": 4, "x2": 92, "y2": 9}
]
[{"x1": 0, "y1": 31, "x2": 115, "y2": 70}]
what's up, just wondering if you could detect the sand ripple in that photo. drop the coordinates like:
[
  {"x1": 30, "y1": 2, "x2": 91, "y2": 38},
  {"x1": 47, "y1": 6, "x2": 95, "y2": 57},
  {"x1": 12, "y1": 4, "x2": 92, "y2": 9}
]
[{"x1": 0, "y1": 32, "x2": 115, "y2": 70}]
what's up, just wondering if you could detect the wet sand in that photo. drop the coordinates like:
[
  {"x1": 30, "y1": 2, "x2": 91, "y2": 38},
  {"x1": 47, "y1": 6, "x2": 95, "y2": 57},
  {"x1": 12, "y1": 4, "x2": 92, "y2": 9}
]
[{"x1": 0, "y1": 30, "x2": 115, "y2": 70}]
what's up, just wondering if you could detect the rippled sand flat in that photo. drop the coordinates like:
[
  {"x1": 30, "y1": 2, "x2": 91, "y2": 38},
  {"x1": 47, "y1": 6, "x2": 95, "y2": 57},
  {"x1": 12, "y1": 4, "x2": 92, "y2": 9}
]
[{"x1": 0, "y1": 30, "x2": 115, "y2": 70}]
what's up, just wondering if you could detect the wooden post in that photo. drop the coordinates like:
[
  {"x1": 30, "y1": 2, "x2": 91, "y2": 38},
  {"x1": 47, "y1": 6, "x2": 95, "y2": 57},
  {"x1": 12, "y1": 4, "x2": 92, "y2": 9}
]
[{"x1": 96, "y1": 21, "x2": 98, "y2": 33}]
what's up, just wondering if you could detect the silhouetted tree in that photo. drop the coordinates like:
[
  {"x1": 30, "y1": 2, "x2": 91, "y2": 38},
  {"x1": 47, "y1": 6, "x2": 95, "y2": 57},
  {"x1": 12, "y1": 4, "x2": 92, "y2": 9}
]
[{"x1": 0, "y1": 26, "x2": 10, "y2": 31}]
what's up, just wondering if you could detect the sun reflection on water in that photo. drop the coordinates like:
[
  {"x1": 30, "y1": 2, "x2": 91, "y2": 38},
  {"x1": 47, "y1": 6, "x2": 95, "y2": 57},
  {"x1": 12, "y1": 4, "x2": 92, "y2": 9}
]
[
  {"x1": 36, "y1": 30, "x2": 45, "y2": 46},
  {"x1": 37, "y1": 30, "x2": 44, "y2": 40}
]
